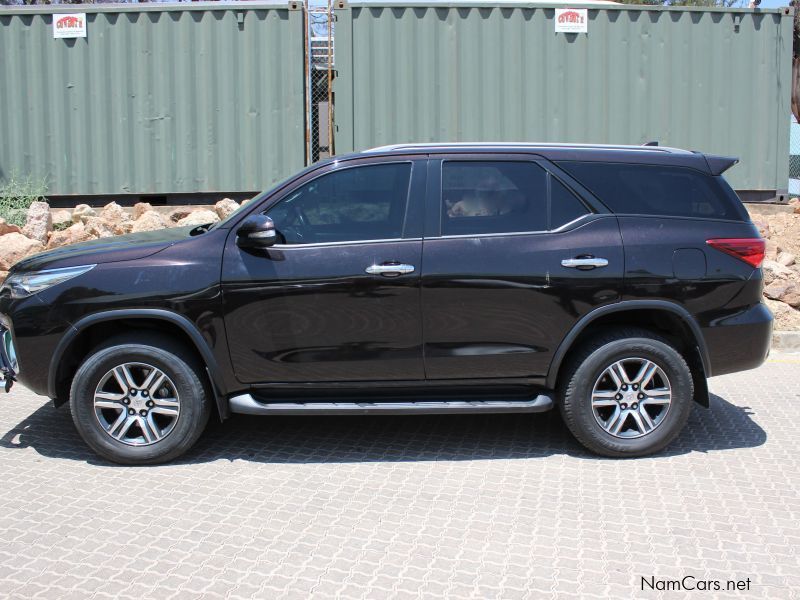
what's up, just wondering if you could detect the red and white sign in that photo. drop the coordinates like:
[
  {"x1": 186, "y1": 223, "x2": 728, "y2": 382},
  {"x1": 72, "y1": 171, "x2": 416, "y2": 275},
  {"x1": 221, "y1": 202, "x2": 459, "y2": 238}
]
[
  {"x1": 53, "y1": 13, "x2": 87, "y2": 39},
  {"x1": 554, "y1": 8, "x2": 588, "y2": 34}
]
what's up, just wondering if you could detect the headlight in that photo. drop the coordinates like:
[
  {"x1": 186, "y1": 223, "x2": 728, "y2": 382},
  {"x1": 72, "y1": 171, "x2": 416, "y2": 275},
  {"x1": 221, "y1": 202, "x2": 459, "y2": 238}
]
[{"x1": 1, "y1": 264, "x2": 96, "y2": 299}]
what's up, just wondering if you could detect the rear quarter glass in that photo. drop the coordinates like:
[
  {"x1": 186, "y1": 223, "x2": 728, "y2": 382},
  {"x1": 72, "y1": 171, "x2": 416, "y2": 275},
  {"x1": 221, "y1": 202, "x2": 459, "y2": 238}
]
[{"x1": 555, "y1": 161, "x2": 749, "y2": 222}]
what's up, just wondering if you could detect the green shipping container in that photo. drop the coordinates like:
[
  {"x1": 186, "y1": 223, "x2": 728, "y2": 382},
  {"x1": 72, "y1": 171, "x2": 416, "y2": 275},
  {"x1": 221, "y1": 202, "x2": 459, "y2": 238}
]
[
  {"x1": 333, "y1": 1, "x2": 793, "y2": 199},
  {"x1": 0, "y1": 2, "x2": 305, "y2": 198}
]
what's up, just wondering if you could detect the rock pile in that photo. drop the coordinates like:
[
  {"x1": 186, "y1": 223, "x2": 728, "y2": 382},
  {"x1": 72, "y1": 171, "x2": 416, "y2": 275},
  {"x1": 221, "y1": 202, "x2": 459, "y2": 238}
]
[
  {"x1": 0, "y1": 198, "x2": 238, "y2": 282},
  {"x1": 749, "y1": 198, "x2": 800, "y2": 330}
]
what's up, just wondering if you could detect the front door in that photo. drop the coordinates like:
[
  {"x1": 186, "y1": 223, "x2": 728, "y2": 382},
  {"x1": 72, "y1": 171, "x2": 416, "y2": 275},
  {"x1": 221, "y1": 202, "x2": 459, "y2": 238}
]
[
  {"x1": 222, "y1": 158, "x2": 426, "y2": 384},
  {"x1": 421, "y1": 156, "x2": 623, "y2": 380}
]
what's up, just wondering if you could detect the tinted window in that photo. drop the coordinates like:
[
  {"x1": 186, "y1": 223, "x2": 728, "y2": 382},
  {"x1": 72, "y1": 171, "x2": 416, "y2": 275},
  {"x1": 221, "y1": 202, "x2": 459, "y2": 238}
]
[
  {"x1": 550, "y1": 177, "x2": 590, "y2": 229},
  {"x1": 442, "y1": 161, "x2": 547, "y2": 235},
  {"x1": 267, "y1": 163, "x2": 412, "y2": 244},
  {"x1": 556, "y1": 161, "x2": 748, "y2": 221}
]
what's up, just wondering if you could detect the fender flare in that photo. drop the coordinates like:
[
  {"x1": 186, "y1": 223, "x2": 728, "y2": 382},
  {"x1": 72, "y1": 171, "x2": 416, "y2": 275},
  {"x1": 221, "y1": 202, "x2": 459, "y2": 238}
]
[
  {"x1": 545, "y1": 300, "x2": 711, "y2": 394},
  {"x1": 48, "y1": 309, "x2": 228, "y2": 418}
]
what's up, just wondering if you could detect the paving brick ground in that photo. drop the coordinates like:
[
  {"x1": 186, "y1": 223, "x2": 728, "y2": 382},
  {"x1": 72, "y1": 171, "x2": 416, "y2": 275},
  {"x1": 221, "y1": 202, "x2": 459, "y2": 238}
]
[{"x1": 1, "y1": 356, "x2": 799, "y2": 600}]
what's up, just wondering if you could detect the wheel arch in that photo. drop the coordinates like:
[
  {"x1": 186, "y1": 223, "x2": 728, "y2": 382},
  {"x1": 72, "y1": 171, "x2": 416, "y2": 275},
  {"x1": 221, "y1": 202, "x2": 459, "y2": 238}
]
[
  {"x1": 546, "y1": 301, "x2": 711, "y2": 407},
  {"x1": 49, "y1": 309, "x2": 228, "y2": 419}
]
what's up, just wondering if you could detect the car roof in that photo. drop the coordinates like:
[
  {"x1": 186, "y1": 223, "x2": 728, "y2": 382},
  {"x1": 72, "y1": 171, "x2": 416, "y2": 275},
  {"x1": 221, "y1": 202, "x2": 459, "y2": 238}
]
[{"x1": 316, "y1": 142, "x2": 732, "y2": 174}]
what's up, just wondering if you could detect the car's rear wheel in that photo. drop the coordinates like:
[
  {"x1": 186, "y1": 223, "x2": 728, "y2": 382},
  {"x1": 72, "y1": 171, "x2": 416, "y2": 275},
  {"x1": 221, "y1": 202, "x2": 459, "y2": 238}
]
[
  {"x1": 559, "y1": 328, "x2": 694, "y2": 457},
  {"x1": 70, "y1": 334, "x2": 211, "y2": 464}
]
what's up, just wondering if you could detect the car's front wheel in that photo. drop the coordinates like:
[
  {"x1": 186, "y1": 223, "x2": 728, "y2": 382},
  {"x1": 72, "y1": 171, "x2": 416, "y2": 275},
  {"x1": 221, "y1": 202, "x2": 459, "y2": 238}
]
[
  {"x1": 70, "y1": 334, "x2": 211, "y2": 464},
  {"x1": 559, "y1": 328, "x2": 694, "y2": 457}
]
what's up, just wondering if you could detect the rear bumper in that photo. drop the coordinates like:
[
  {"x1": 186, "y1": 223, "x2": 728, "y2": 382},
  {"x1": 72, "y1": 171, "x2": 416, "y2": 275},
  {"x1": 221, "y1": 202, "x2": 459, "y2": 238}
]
[{"x1": 702, "y1": 302, "x2": 773, "y2": 378}]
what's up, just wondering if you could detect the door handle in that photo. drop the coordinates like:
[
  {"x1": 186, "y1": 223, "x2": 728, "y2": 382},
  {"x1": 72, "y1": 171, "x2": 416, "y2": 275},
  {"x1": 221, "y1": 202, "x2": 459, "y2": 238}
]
[
  {"x1": 561, "y1": 256, "x2": 609, "y2": 269},
  {"x1": 365, "y1": 263, "x2": 415, "y2": 277}
]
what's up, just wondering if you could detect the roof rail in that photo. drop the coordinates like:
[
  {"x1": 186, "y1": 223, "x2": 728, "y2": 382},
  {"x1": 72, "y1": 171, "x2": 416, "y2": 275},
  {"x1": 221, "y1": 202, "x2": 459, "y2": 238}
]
[{"x1": 362, "y1": 142, "x2": 689, "y2": 154}]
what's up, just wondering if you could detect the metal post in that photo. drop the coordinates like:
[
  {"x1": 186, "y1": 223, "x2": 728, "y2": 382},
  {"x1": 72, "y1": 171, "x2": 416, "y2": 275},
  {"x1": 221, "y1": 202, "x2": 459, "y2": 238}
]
[
  {"x1": 304, "y1": 1, "x2": 311, "y2": 164},
  {"x1": 327, "y1": 0, "x2": 334, "y2": 156}
]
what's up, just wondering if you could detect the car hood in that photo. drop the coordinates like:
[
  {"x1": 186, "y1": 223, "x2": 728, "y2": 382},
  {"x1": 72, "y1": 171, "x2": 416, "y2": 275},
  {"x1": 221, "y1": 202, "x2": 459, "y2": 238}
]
[{"x1": 13, "y1": 225, "x2": 201, "y2": 272}]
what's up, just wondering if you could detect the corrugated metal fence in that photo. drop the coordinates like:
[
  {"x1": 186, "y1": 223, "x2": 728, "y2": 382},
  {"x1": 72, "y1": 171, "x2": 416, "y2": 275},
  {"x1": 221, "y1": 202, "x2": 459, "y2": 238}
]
[
  {"x1": 0, "y1": 1, "x2": 794, "y2": 199},
  {"x1": 334, "y1": 1, "x2": 793, "y2": 196},
  {"x1": 0, "y1": 2, "x2": 305, "y2": 197}
]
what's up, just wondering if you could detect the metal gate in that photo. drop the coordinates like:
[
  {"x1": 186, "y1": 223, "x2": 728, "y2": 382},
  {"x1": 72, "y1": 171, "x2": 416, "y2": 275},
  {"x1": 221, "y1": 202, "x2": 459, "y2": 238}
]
[{"x1": 305, "y1": 1, "x2": 335, "y2": 163}]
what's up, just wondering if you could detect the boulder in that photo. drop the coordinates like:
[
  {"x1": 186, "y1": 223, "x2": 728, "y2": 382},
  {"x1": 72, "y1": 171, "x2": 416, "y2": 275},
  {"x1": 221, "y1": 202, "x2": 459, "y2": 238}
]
[
  {"x1": 83, "y1": 216, "x2": 115, "y2": 239},
  {"x1": 777, "y1": 251, "x2": 796, "y2": 267},
  {"x1": 764, "y1": 281, "x2": 789, "y2": 300},
  {"x1": 132, "y1": 202, "x2": 154, "y2": 220},
  {"x1": 131, "y1": 210, "x2": 168, "y2": 233},
  {"x1": 167, "y1": 208, "x2": 192, "y2": 223},
  {"x1": 784, "y1": 291, "x2": 800, "y2": 309},
  {"x1": 765, "y1": 239, "x2": 780, "y2": 262},
  {"x1": 752, "y1": 219, "x2": 770, "y2": 239},
  {"x1": 764, "y1": 298, "x2": 800, "y2": 330},
  {"x1": 764, "y1": 282, "x2": 800, "y2": 308},
  {"x1": 0, "y1": 232, "x2": 45, "y2": 271},
  {"x1": 21, "y1": 201, "x2": 52, "y2": 244},
  {"x1": 72, "y1": 204, "x2": 96, "y2": 223},
  {"x1": 0, "y1": 218, "x2": 22, "y2": 236},
  {"x1": 100, "y1": 201, "x2": 133, "y2": 234},
  {"x1": 46, "y1": 222, "x2": 95, "y2": 249},
  {"x1": 176, "y1": 209, "x2": 219, "y2": 228},
  {"x1": 762, "y1": 260, "x2": 794, "y2": 286},
  {"x1": 51, "y1": 209, "x2": 72, "y2": 229},
  {"x1": 0, "y1": 271, "x2": 7, "y2": 284},
  {"x1": 215, "y1": 198, "x2": 240, "y2": 220}
]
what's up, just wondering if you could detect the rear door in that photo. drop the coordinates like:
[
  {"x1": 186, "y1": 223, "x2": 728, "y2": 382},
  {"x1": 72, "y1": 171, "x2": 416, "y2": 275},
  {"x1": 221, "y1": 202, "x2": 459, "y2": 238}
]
[
  {"x1": 421, "y1": 155, "x2": 624, "y2": 380},
  {"x1": 553, "y1": 161, "x2": 760, "y2": 311}
]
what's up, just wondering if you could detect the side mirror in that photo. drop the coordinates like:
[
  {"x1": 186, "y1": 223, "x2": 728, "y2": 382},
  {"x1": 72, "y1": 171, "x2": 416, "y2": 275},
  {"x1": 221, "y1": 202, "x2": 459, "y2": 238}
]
[{"x1": 236, "y1": 215, "x2": 277, "y2": 248}]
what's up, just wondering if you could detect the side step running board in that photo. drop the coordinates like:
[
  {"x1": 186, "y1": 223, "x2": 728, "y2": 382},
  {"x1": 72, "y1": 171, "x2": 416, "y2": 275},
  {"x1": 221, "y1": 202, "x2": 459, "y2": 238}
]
[{"x1": 229, "y1": 394, "x2": 554, "y2": 416}]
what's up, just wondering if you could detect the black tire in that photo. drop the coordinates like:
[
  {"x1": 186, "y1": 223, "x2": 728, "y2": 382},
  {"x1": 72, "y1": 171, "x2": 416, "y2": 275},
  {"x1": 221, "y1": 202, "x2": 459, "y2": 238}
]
[
  {"x1": 559, "y1": 328, "x2": 693, "y2": 458},
  {"x1": 70, "y1": 333, "x2": 212, "y2": 465}
]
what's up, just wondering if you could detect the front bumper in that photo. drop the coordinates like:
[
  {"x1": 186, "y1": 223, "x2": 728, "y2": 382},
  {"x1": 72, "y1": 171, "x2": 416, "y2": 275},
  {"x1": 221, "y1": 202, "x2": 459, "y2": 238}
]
[{"x1": 0, "y1": 327, "x2": 17, "y2": 392}]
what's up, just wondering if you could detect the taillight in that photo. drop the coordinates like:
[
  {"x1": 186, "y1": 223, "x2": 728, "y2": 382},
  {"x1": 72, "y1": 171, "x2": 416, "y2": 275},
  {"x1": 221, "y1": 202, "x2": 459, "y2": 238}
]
[{"x1": 706, "y1": 238, "x2": 765, "y2": 268}]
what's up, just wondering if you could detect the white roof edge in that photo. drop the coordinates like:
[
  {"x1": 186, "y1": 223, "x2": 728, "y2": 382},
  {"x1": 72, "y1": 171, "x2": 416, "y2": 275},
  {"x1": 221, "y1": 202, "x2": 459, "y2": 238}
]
[{"x1": 362, "y1": 142, "x2": 694, "y2": 155}]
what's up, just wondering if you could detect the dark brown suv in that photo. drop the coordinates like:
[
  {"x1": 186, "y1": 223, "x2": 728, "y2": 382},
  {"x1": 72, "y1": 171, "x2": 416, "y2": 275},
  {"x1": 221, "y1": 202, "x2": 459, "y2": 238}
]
[{"x1": 0, "y1": 143, "x2": 772, "y2": 464}]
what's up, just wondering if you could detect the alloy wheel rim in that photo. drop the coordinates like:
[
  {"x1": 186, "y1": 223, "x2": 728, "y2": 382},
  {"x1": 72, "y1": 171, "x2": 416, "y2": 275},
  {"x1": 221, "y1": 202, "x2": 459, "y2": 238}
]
[
  {"x1": 93, "y1": 362, "x2": 181, "y2": 446},
  {"x1": 591, "y1": 357, "x2": 672, "y2": 439}
]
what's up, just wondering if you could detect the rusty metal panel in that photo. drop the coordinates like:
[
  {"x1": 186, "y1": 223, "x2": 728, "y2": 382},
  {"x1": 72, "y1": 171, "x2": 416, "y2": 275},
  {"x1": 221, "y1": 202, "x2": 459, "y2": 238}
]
[
  {"x1": 334, "y1": 2, "x2": 792, "y2": 193},
  {"x1": 0, "y1": 2, "x2": 305, "y2": 196}
]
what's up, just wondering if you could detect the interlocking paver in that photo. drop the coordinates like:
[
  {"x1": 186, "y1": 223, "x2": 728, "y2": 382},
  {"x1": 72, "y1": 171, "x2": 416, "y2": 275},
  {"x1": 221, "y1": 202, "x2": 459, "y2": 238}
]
[{"x1": 1, "y1": 356, "x2": 799, "y2": 599}]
